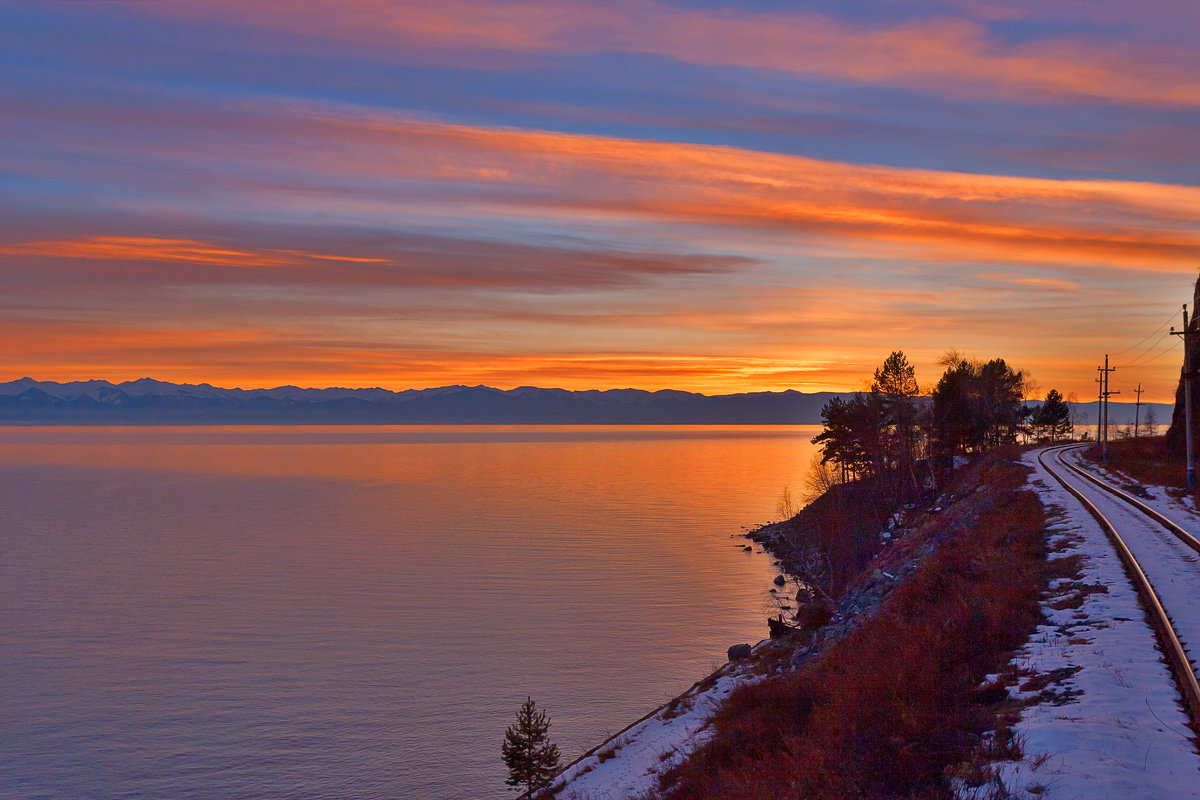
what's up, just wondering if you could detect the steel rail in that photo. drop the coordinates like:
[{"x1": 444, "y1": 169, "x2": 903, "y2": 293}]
[
  {"x1": 1037, "y1": 445, "x2": 1200, "y2": 732},
  {"x1": 1051, "y1": 443, "x2": 1200, "y2": 556}
]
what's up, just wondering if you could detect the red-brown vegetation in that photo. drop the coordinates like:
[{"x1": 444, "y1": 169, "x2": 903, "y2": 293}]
[
  {"x1": 659, "y1": 458, "x2": 1048, "y2": 799},
  {"x1": 761, "y1": 475, "x2": 892, "y2": 600},
  {"x1": 1089, "y1": 436, "x2": 1190, "y2": 497}
]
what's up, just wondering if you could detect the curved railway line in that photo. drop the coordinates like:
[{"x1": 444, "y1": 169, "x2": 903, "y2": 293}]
[{"x1": 1037, "y1": 444, "x2": 1200, "y2": 735}]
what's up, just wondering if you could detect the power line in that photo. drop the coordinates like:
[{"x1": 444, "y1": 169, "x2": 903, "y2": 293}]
[
  {"x1": 1135, "y1": 342, "x2": 1185, "y2": 368},
  {"x1": 1110, "y1": 309, "x2": 1179, "y2": 357},
  {"x1": 1120, "y1": 331, "x2": 1176, "y2": 368}
]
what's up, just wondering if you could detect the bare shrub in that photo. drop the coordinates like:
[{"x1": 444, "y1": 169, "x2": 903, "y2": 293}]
[
  {"x1": 776, "y1": 485, "x2": 799, "y2": 520},
  {"x1": 801, "y1": 453, "x2": 842, "y2": 504}
]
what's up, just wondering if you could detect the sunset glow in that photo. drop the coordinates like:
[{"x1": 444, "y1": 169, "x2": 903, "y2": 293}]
[{"x1": 3, "y1": 0, "x2": 1198, "y2": 400}]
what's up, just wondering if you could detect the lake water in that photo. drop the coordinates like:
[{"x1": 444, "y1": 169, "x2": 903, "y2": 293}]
[{"x1": 0, "y1": 425, "x2": 821, "y2": 799}]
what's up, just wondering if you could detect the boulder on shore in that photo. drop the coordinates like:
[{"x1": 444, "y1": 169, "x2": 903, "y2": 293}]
[
  {"x1": 768, "y1": 615, "x2": 800, "y2": 639},
  {"x1": 794, "y1": 598, "x2": 835, "y2": 630},
  {"x1": 727, "y1": 643, "x2": 753, "y2": 661}
]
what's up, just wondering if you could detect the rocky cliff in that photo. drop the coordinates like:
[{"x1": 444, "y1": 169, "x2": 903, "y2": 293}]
[{"x1": 1165, "y1": 276, "x2": 1200, "y2": 456}]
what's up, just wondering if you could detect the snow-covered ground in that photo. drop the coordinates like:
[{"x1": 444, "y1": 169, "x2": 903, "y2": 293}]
[
  {"x1": 554, "y1": 655, "x2": 764, "y2": 800},
  {"x1": 985, "y1": 449, "x2": 1199, "y2": 798},
  {"x1": 1063, "y1": 446, "x2": 1200, "y2": 533},
  {"x1": 556, "y1": 449, "x2": 1200, "y2": 799},
  {"x1": 1059, "y1": 447, "x2": 1200, "y2": 683}
]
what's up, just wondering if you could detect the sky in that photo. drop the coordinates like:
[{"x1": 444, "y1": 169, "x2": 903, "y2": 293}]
[{"x1": 2, "y1": 0, "x2": 1199, "y2": 400}]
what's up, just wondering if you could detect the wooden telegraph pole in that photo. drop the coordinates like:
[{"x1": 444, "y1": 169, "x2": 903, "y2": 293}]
[
  {"x1": 1171, "y1": 305, "x2": 1196, "y2": 488},
  {"x1": 1099, "y1": 352, "x2": 1118, "y2": 460},
  {"x1": 1099, "y1": 354, "x2": 1118, "y2": 461},
  {"x1": 1134, "y1": 383, "x2": 1143, "y2": 439}
]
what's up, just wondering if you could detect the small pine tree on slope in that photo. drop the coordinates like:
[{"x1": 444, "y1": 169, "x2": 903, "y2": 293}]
[
  {"x1": 1143, "y1": 405, "x2": 1159, "y2": 436},
  {"x1": 1035, "y1": 388, "x2": 1073, "y2": 441},
  {"x1": 502, "y1": 697, "x2": 560, "y2": 796}
]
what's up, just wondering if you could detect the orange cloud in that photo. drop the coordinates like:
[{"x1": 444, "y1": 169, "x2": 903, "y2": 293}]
[
  {"x1": 221, "y1": 104, "x2": 1200, "y2": 270},
  {"x1": 11, "y1": 96, "x2": 1197, "y2": 272},
  {"x1": 0, "y1": 236, "x2": 387, "y2": 267},
  {"x1": 0, "y1": 229, "x2": 751, "y2": 291},
  {"x1": 0, "y1": 316, "x2": 851, "y2": 393},
  {"x1": 6, "y1": 61, "x2": 1195, "y2": 400},
  {"x1": 976, "y1": 273, "x2": 1081, "y2": 291},
  {"x1": 128, "y1": 1, "x2": 1200, "y2": 108},
  {"x1": 5, "y1": 97, "x2": 1193, "y2": 401},
  {"x1": 2, "y1": 267, "x2": 1182, "y2": 403}
]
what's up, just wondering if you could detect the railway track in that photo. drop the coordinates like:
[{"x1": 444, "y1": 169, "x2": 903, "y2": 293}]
[{"x1": 1037, "y1": 444, "x2": 1200, "y2": 734}]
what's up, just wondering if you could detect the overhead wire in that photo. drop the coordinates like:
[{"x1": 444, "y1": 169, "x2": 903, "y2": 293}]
[
  {"x1": 1129, "y1": 341, "x2": 1180, "y2": 369},
  {"x1": 1109, "y1": 309, "x2": 1179, "y2": 357},
  {"x1": 1118, "y1": 329, "x2": 1176, "y2": 369}
]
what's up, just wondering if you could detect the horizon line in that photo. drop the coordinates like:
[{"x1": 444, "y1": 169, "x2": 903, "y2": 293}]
[{"x1": 1, "y1": 376, "x2": 1177, "y2": 405}]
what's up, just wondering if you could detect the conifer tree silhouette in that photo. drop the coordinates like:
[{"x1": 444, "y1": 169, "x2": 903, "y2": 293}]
[{"x1": 502, "y1": 697, "x2": 560, "y2": 796}]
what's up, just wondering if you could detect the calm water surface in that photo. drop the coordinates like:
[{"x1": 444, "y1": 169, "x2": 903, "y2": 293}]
[{"x1": 0, "y1": 425, "x2": 820, "y2": 799}]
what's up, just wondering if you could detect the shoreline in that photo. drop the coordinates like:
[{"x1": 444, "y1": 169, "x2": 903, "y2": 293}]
[
  {"x1": 557, "y1": 446, "x2": 1200, "y2": 799},
  {"x1": 551, "y1": 474, "x2": 914, "y2": 798},
  {"x1": 553, "y1": 458, "x2": 1007, "y2": 798},
  {"x1": 544, "y1": 639, "x2": 771, "y2": 800}
]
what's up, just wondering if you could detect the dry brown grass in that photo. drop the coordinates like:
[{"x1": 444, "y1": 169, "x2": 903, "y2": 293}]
[
  {"x1": 770, "y1": 474, "x2": 894, "y2": 599},
  {"x1": 1090, "y1": 436, "x2": 1181, "y2": 488},
  {"x1": 657, "y1": 458, "x2": 1048, "y2": 800}
]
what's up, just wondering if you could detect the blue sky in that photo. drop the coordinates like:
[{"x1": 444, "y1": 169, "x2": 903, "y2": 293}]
[{"x1": 2, "y1": 0, "x2": 1198, "y2": 398}]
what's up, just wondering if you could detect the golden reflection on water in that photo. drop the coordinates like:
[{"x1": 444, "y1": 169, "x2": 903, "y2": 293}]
[{"x1": 1, "y1": 425, "x2": 822, "y2": 800}]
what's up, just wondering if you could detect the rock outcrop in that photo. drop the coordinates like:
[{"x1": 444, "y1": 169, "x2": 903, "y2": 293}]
[{"x1": 1165, "y1": 275, "x2": 1200, "y2": 456}]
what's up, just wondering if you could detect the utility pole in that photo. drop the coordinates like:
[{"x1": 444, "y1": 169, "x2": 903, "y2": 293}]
[
  {"x1": 1133, "y1": 383, "x2": 1143, "y2": 439},
  {"x1": 1171, "y1": 304, "x2": 1196, "y2": 488},
  {"x1": 1095, "y1": 369, "x2": 1104, "y2": 450},
  {"x1": 1099, "y1": 354, "x2": 1118, "y2": 461}
]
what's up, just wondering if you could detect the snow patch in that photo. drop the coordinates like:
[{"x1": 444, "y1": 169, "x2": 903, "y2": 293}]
[
  {"x1": 979, "y1": 450, "x2": 1200, "y2": 798},
  {"x1": 555, "y1": 659, "x2": 762, "y2": 799}
]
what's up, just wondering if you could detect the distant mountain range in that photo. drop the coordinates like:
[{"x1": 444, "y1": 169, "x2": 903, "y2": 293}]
[
  {"x1": 1067, "y1": 400, "x2": 1174, "y2": 429},
  {"x1": 0, "y1": 378, "x2": 848, "y2": 424},
  {"x1": 0, "y1": 378, "x2": 1174, "y2": 426}
]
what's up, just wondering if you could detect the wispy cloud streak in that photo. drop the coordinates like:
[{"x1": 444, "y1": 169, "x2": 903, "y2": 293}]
[
  {"x1": 14, "y1": 98, "x2": 1194, "y2": 271},
  {"x1": 3, "y1": 0, "x2": 1197, "y2": 398},
  {"x1": 125, "y1": 0, "x2": 1200, "y2": 108}
]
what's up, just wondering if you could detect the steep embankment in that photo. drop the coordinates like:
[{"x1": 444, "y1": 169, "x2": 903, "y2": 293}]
[
  {"x1": 657, "y1": 454, "x2": 1054, "y2": 799},
  {"x1": 553, "y1": 453, "x2": 1059, "y2": 799}
]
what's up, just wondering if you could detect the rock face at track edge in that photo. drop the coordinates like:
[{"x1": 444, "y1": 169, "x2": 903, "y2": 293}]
[{"x1": 1166, "y1": 275, "x2": 1200, "y2": 457}]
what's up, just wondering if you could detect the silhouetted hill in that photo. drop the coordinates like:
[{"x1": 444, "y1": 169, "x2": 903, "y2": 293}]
[
  {"x1": 0, "y1": 379, "x2": 1170, "y2": 427},
  {"x1": 0, "y1": 379, "x2": 847, "y2": 425}
]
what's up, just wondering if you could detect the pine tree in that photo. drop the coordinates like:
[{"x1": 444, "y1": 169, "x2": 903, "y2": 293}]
[
  {"x1": 502, "y1": 697, "x2": 560, "y2": 796},
  {"x1": 1143, "y1": 405, "x2": 1159, "y2": 436},
  {"x1": 870, "y1": 350, "x2": 922, "y2": 496},
  {"x1": 1035, "y1": 388, "x2": 1073, "y2": 441}
]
